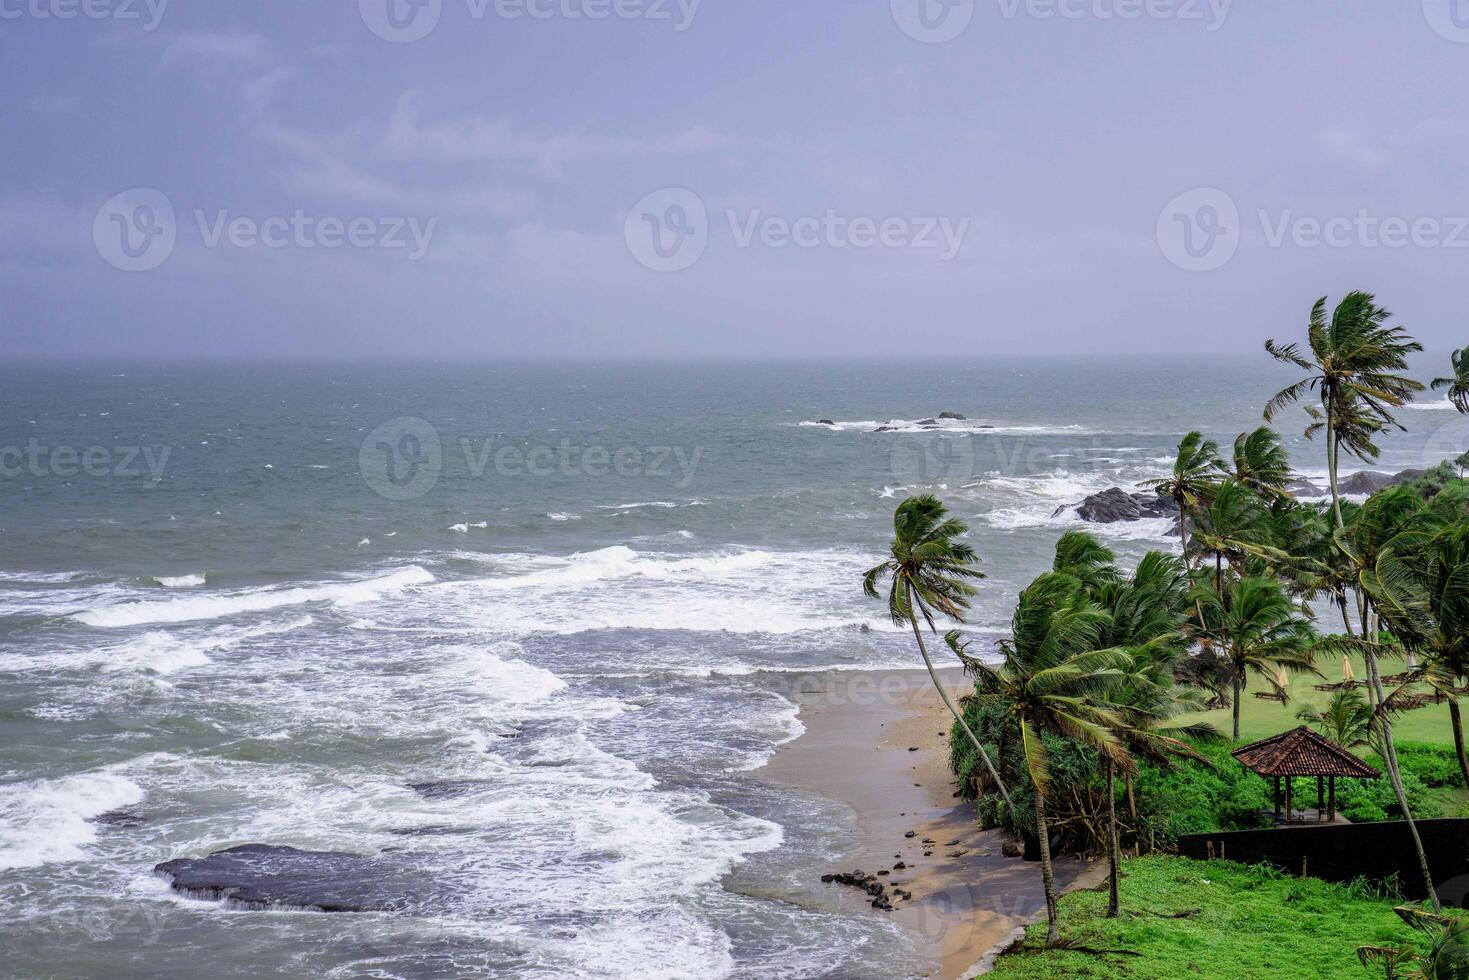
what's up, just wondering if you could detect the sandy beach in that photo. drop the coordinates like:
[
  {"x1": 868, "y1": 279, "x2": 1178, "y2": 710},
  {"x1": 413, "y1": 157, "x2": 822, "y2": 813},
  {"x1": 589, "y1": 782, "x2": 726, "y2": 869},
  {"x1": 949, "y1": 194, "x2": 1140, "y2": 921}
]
[{"x1": 760, "y1": 668, "x2": 1101, "y2": 979}]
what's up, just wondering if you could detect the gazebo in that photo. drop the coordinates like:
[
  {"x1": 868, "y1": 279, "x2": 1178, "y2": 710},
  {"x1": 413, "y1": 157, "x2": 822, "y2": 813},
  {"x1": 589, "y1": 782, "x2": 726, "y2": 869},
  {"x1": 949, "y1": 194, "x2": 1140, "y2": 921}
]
[{"x1": 1232, "y1": 726, "x2": 1381, "y2": 823}]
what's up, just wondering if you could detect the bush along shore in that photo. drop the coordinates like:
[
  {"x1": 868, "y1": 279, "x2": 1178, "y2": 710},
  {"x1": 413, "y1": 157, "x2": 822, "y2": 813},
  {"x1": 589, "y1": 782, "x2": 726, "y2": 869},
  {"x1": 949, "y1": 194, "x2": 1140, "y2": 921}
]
[{"x1": 858, "y1": 292, "x2": 1469, "y2": 975}]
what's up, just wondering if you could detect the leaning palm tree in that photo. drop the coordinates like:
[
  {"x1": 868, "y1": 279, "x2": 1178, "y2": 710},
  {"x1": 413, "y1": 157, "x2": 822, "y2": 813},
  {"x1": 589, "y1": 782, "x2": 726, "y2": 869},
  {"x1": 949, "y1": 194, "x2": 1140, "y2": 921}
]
[
  {"x1": 1373, "y1": 523, "x2": 1469, "y2": 802},
  {"x1": 1432, "y1": 346, "x2": 1469, "y2": 413},
  {"x1": 1296, "y1": 687, "x2": 1373, "y2": 749},
  {"x1": 962, "y1": 572, "x2": 1140, "y2": 946},
  {"x1": 864, "y1": 495, "x2": 1013, "y2": 811},
  {"x1": 1264, "y1": 291, "x2": 1425, "y2": 530},
  {"x1": 1140, "y1": 432, "x2": 1227, "y2": 559},
  {"x1": 1232, "y1": 426, "x2": 1294, "y2": 501},
  {"x1": 1194, "y1": 576, "x2": 1318, "y2": 741},
  {"x1": 1329, "y1": 489, "x2": 1443, "y2": 910},
  {"x1": 1053, "y1": 539, "x2": 1211, "y2": 918}
]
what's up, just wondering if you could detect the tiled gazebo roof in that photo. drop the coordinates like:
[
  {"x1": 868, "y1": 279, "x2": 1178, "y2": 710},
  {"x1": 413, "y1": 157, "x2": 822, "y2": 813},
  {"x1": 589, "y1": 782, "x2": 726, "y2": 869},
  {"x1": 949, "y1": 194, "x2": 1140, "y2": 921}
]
[{"x1": 1231, "y1": 726, "x2": 1381, "y2": 779}]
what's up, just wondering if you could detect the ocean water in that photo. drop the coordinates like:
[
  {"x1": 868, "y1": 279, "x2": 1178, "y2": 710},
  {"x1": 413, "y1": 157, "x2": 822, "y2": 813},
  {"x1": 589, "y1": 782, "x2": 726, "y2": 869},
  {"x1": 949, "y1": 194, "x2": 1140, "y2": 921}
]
[{"x1": 1, "y1": 358, "x2": 1462, "y2": 978}]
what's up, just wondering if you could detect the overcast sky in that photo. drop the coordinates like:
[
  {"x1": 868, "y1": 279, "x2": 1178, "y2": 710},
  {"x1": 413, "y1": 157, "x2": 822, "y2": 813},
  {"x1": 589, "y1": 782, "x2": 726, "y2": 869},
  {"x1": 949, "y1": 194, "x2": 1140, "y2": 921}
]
[{"x1": 2, "y1": 0, "x2": 1467, "y2": 359}]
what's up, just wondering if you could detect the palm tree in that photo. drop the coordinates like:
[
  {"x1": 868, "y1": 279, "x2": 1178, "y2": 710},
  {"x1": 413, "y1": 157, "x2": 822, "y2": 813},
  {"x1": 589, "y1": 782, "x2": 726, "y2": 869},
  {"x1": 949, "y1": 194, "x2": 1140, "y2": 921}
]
[
  {"x1": 864, "y1": 496, "x2": 1013, "y2": 811},
  {"x1": 1194, "y1": 576, "x2": 1318, "y2": 741},
  {"x1": 1330, "y1": 490, "x2": 1443, "y2": 911},
  {"x1": 1431, "y1": 346, "x2": 1469, "y2": 413},
  {"x1": 1191, "y1": 479, "x2": 1287, "y2": 594},
  {"x1": 1056, "y1": 537, "x2": 1211, "y2": 918},
  {"x1": 1265, "y1": 291, "x2": 1425, "y2": 530},
  {"x1": 1140, "y1": 432, "x2": 1227, "y2": 559},
  {"x1": 1232, "y1": 426, "x2": 1293, "y2": 501},
  {"x1": 1372, "y1": 523, "x2": 1469, "y2": 802},
  {"x1": 1296, "y1": 687, "x2": 1373, "y2": 748},
  {"x1": 962, "y1": 572, "x2": 1141, "y2": 946}
]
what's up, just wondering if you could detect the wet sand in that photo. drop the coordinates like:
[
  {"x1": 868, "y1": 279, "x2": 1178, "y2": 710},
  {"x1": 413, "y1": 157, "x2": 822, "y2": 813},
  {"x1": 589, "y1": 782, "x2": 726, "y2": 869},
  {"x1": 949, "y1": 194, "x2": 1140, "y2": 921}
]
[{"x1": 760, "y1": 668, "x2": 1099, "y2": 979}]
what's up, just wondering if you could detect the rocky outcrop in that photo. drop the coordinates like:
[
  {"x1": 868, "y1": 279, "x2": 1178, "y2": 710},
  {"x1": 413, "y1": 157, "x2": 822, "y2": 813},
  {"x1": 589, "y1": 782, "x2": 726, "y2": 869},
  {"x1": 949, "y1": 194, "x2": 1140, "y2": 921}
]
[
  {"x1": 938, "y1": 412, "x2": 967, "y2": 420},
  {"x1": 1338, "y1": 468, "x2": 1424, "y2": 495},
  {"x1": 1061, "y1": 488, "x2": 1177, "y2": 524},
  {"x1": 154, "y1": 844, "x2": 435, "y2": 913}
]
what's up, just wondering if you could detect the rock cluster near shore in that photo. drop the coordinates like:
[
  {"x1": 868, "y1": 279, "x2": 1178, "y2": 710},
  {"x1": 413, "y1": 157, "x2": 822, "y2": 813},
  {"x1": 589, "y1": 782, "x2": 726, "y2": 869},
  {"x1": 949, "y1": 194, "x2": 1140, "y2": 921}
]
[
  {"x1": 820, "y1": 870, "x2": 913, "y2": 911},
  {"x1": 1055, "y1": 467, "x2": 1428, "y2": 527}
]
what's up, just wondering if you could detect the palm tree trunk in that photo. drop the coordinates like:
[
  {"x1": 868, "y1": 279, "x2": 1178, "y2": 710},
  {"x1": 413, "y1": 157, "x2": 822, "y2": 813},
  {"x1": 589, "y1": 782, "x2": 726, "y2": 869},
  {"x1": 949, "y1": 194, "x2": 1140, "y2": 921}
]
[
  {"x1": 1339, "y1": 597, "x2": 1356, "y2": 638},
  {"x1": 1326, "y1": 406, "x2": 1344, "y2": 531},
  {"x1": 1106, "y1": 759, "x2": 1121, "y2": 918},
  {"x1": 906, "y1": 586, "x2": 1013, "y2": 812},
  {"x1": 1362, "y1": 621, "x2": 1440, "y2": 911},
  {"x1": 1035, "y1": 789, "x2": 1060, "y2": 946},
  {"x1": 1450, "y1": 699, "x2": 1469, "y2": 793},
  {"x1": 1232, "y1": 671, "x2": 1242, "y2": 742}
]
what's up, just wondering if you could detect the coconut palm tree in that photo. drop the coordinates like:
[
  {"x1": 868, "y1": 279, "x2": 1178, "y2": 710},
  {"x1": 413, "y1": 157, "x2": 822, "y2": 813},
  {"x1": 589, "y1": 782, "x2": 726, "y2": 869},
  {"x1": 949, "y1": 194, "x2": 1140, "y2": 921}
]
[
  {"x1": 1264, "y1": 291, "x2": 1425, "y2": 530},
  {"x1": 1329, "y1": 490, "x2": 1443, "y2": 911},
  {"x1": 962, "y1": 573, "x2": 1141, "y2": 946},
  {"x1": 1432, "y1": 347, "x2": 1469, "y2": 413},
  {"x1": 1231, "y1": 426, "x2": 1294, "y2": 501},
  {"x1": 1372, "y1": 523, "x2": 1469, "y2": 802},
  {"x1": 1140, "y1": 432, "x2": 1227, "y2": 559},
  {"x1": 1194, "y1": 576, "x2": 1318, "y2": 741},
  {"x1": 864, "y1": 495, "x2": 1013, "y2": 811},
  {"x1": 1190, "y1": 479, "x2": 1288, "y2": 594},
  {"x1": 1296, "y1": 687, "x2": 1373, "y2": 748}
]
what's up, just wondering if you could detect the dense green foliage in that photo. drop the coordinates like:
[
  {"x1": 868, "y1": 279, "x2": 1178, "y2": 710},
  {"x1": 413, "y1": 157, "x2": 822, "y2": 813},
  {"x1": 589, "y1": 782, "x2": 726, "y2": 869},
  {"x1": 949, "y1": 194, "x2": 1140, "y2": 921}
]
[{"x1": 983, "y1": 856, "x2": 1430, "y2": 979}]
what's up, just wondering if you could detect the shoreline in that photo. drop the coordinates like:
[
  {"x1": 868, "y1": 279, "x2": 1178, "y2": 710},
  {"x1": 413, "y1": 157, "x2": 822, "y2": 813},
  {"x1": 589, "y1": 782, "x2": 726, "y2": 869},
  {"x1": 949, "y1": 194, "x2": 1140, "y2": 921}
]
[{"x1": 757, "y1": 668, "x2": 1100, "y2": 979}]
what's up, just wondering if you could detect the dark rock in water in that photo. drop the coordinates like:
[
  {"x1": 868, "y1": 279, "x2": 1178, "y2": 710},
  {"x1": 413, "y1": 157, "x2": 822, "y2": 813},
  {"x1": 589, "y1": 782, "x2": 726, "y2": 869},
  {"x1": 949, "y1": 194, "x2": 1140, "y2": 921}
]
[
  {"x1": 917, "y1": 419, "x2": 939, "y2": 426},
  {"x1": 154, "y1": 844, "x2": 435, "y2": 913},
  {"x1": 1063, "y1": 487, "x2": 1178, "y2": 525},
  {"x1": 386, "y1": 825, "x2": 478, "y2": 838},
  {"x1": 1284, "y1": 477, "x2": 1325, "y2": 497},
  {"x1": 408, "y1": 780, "x2": 496, "y2": 800},
  {"x1": 817, "y1": 419, "x2": 836, "y2": 426},
  {"x1": 92, "y1": 809, "x2": 145, "y2": 828},
  {"x1": 1337, "y1": 471, "x2": 1395, "y2": 495},
  {"x1": 874, "y1": 426, "x2": 899, "y2": 433},
  {"x1": 938, "y1": 412, "x2": 967, "y2": 420}
]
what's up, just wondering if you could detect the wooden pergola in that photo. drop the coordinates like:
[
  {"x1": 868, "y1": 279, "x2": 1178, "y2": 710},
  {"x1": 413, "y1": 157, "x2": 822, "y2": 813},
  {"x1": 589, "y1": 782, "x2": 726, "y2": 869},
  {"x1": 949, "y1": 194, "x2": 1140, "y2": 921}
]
[{"x1": 1232, "y1": 726, "x2": 1381, "y2": 823}]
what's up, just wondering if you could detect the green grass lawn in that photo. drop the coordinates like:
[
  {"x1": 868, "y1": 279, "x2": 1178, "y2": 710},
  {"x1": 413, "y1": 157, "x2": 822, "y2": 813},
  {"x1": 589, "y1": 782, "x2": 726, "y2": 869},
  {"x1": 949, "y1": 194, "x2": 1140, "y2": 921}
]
[
  {"x1": 981, "y1": 856, "x2": 1429, "y2": 979},
  {"x1": 1193, "y1": 651, "x2": 1456, "y2": 746}
]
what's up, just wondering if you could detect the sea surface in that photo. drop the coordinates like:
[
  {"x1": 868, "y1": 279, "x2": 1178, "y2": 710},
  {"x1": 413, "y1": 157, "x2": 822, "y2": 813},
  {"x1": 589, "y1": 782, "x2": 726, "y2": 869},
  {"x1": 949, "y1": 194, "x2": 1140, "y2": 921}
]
[{"x1": 1, "y1": 358, "x2": 1462, "y2": 978}]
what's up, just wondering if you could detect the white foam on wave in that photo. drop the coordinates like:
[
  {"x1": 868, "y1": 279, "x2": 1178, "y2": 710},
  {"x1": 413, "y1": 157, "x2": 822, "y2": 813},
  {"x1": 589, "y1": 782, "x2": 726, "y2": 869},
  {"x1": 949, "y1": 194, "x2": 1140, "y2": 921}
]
[
  {"x1": 152, "y1": 574, "x2": 206, "y2": 588},
  {"x1": 0, "y1": 617, "x2": 316, "y2": 674},
  {"x1": 801, "y1": 417, "x2": 1096, "y2": 436},
  {"x1": 73, "y1": 568, "x2": 433, "y2": 628},
  {"x1": 450, "y1": 522, "x2": 490, "y2": 533},
  {"x1": 0, "y1": 769, "x2": 144, "y2": 870},
  {"x1": 0, "y1": 570, "x2": 88, "y2": 584},
  {"x1": 1404, "y1": 399, "x2": 1457, "y2": 411},
  {"x1": 404, "y1": 546, "x2": 900, "y2": 637},
  {"x1": 595, "y1": 501, "x2": 680, "y2": 510}
]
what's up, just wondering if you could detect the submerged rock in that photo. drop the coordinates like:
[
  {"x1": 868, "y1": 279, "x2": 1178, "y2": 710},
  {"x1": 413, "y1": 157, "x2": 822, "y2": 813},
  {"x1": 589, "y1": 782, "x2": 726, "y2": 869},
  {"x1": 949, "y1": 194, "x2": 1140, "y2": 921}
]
[
  {"x1": 154, "y1": 844, "x2": 434, "y2": 913},
  {"x1": 91, "y1": 809, "x2": 145, "y2": 828},
  {"x1": 938, "y1": 412, "x2": 967, "y2": 420}
]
